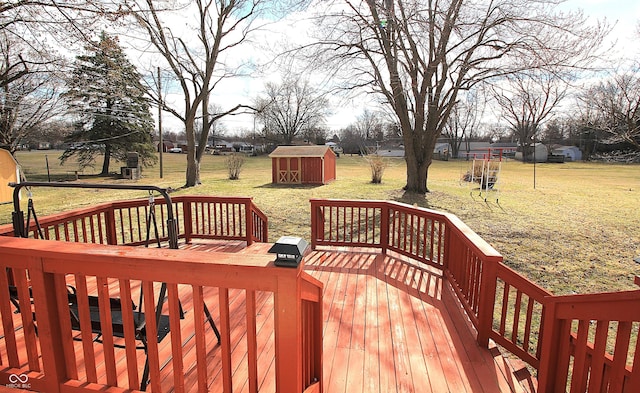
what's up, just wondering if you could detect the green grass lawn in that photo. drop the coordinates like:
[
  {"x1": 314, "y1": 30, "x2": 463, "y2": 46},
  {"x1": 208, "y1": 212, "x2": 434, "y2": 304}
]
[{"x1": 2, "y1": 150, "x2": 639, "y2": 296}]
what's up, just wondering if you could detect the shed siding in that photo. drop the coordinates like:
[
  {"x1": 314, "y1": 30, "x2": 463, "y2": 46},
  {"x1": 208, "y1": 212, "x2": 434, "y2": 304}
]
[
  {"x1": 323, "y1": 151, "x2": 336, "y2": 182},
  {"x1": 271, "y1": 158, "x2": 277, "y2": 183},
  {"x1": 302, "y1": 157, "x2": 323, "y2": 183}
]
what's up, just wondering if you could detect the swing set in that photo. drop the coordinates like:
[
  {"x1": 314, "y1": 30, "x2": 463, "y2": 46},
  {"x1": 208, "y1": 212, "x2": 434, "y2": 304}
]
[{"x1": 462, "y1": 148, "x2": 504, "y2": 203}]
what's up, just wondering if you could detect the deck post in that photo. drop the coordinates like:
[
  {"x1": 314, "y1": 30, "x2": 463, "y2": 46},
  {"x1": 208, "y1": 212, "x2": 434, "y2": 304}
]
[
  {"x1": 476, "y1": 256, "x2": 500, "y2": 348},
  {"x1": 274, "y1": 266, "x2": 303, "y2": 392},
  {"x1": 183, "y1": 200, "x2": 193, "y2": 244},
  {"x1": 442, "y1": 219, "x2": 452, "y2": 271},
  {"x1": 28, "y1": 260, "x2": 67, "y2": 392},
  {"x1": 245, "y1": 199, "x2": 254, "y2": 246},
  {"x1": 536, "y1": 299, "x2": 560, "y2": 393},
  {"x1": 104, "y1": 208, "x2": 117, "y2": 245},
  {"x1": 310, "y1": 200, "x2": 320, "y2": 250},
  {"x1": 380, "y1": 203, "x2": 389, "y2": 253}
]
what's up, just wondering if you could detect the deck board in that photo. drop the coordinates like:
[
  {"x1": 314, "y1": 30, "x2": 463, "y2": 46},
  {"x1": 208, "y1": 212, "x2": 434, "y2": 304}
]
[{"x1": 0, "y1": 240, "x2": 536, "y2": 392}]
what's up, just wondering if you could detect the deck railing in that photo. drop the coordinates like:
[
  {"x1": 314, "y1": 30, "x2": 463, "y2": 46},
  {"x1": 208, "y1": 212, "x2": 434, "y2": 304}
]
[
  {"x1": 181, "y1": 196, "x2": 269, "y2": 244},
  {"x1": 310, "y1": 198, "x2": 640, "y2": 392},
  {"x1": 310, "y1": 199, "x2": 446, "y2": 266},
  {"x1": 537, "y1": 288, "x2": 640, "y2": 392},
  {"x1": 3, "y1": 196, "x2": 639, "y2": 391},
  {"x1": 0, "y1": 195, "x2": 268, "y2": 246},
  {"x1": 0, "y1": 236, "x2": 322, "y2": 393}
]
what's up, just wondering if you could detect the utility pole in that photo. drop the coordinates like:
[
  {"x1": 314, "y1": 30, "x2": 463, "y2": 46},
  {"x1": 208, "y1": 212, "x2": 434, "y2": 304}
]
[{"x1": 157, "y1": 67, "x2": 163, "y2": 179}]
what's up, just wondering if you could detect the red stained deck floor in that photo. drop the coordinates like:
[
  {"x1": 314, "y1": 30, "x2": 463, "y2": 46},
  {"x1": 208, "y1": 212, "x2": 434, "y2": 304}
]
[{"x1": 210, "y1": 241, "x2": 535, "y2": 392}]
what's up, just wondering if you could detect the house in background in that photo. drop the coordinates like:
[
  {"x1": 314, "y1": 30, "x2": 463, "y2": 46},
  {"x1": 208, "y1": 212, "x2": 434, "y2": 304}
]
[
  {"x1": 157, "y1": 141, "x2": 175, "y2": 152},
  {"x1": 269, "y1": 145, "x2": 336, "y2": 185},
  {"x1": 515, "y1": 142, "x2": 549, "y2": 162},
  {"x1": 434, "y1": 142, "x2": 452, "y2": 160},
  {"x1": 552, "y1": 146, "x2": 582, "y2": 161}
]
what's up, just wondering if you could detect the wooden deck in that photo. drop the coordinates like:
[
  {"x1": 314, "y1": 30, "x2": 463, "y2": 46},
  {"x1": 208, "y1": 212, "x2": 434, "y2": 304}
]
[
  {"x1": 189, "y1": 240, "x2": 536, "y2": 392},
  {"x1": 1, "y1": 239, "x2": 535, "y2": 392}
]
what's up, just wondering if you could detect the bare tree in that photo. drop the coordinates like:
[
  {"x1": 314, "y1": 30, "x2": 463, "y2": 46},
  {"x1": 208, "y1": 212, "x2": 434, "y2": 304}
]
[
  {"x1": 540, "y1": 117, "x2": 571, "y2": 145},
  {"x1": 0, "y1": 31, "x2": 64, "y2": 153},
  {"x1": 486, "y1": 124, "x2": 510, "y2": 144},
  {"x1": 443, "y1": 90, "x2": 485, "y2": 159},
  {"x1": 578, "y1": 71, "x2": 640, "y2": 152},
  {"x1": 309, "y1": 0, "x2": 608, "y2": 193},
  {"x1": 492, "y1": 71, "x2": 569, "y2": 162},
  {"x1": 355, "y1": 109, "x2": 384, "y2": 141},
  {"x1": 0, "y1": 0, "x2": 125, "y2": 64},
  {"x1": 255, "y1": 77, "x2": 329, "y2": 144},
  {"x1": 126, "y1": 0, "x2": 266, "y2": 187},
  {"x1": 302, "y1": 126, "x2": 328, "y2": 145},
  {"x1": 339, "y1": 125, "x2": 364, "y2": 155},
  {"x1": 0, "y1": 1, "x2": 120, "y2": 34}
]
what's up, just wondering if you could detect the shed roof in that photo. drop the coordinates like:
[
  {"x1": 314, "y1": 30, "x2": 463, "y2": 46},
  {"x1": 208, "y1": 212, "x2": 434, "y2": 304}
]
[{"x1": 269, "y1": 145, "x2": 333, "y2": 158}]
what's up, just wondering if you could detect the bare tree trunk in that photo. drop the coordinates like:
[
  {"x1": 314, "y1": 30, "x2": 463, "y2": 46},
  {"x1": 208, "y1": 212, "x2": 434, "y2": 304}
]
[
  {"x1": 185, "y1": 154, "x2": 200, "y2": 186},
  {"x1": 185, "y1": 117, "x2": 200, "y2": 187},
  {"x1": 404, "y1": 155, "x2": 430, "y2": 193},
  {"x1": 403, "y1": 128, "x2": 433, "y2": 193},
  {"x1": 101, "y1": 144, "x2": 111, "y2": 175}
]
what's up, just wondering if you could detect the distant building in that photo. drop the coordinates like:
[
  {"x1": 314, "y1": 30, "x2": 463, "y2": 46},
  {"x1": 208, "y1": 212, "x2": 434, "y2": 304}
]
[
  {"x1": 552, "y1": 146, "x2": 582, "y2": 161},
  {"x1": 450, "y1": 141, "x2": 518, "y2": 160},
  {"x1": 158, "y1": 141, "x2": 174, "y2": 152},
  {"x1": 269, "y1": 145, "x2": 337, "y2": 185},
  {"x1": 515, "y1": 143, "x2": 548, "y2": 163}
]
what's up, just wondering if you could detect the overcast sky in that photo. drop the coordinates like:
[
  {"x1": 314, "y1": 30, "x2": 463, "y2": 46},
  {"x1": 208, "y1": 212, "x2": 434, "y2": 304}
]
[
  {"x1": 562, "y1": 0, "x2": 639, "y2": 51},
  {"x1": 154, "y1": 0, "x2": 640, "y2": 136}
]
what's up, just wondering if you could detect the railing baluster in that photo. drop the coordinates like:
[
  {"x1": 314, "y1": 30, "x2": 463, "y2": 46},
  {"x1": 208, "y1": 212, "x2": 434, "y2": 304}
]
[
  {"x1": 167, "y1": 283, "x2": 185, "y2": 391},
  {"x1": 142, "y1": 280, "x2": 162, "y2": 391},
  {"x1": 192, "y1": 285, "x2": 208, "y2": 393},
  {"x1": 119, "y1": 278, "x2": 139, "y2": 388},
  {"x1": 587, "y1": 320, "x2": 610, "y2": 391},
  {"x1": 219, "y1": 287, "x2": 232, "y2": 392},
  {"x1": 246, "y1": 289, "x2": 258, "y2": 392}
]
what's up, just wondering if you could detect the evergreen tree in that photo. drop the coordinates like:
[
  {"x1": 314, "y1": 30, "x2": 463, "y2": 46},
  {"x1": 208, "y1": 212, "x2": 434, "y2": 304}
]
[{"x1": 61, "y1": 32, "x2": 156, "y2": 174}]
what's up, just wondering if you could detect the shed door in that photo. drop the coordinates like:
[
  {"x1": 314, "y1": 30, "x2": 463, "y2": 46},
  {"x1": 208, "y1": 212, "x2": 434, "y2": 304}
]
[{"x1": 278, "y1": 157, "x2": 300, "y2": 183}]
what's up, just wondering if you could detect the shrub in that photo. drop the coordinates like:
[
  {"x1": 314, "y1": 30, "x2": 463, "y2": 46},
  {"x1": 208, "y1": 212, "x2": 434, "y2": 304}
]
[
  {"x1": 226, "y1": 154, "x2": 244, "y2": 180},
  {"x1": 366, "y1": 155, "x2": 388, "y2": 184}
]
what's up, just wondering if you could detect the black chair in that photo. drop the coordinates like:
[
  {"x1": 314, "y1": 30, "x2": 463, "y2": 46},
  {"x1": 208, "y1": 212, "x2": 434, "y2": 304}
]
[
  {"x1": 7, "y1": 285, "x2": 38, "y2": 335},
  {"x1": 8, "y1": 283, "x2": 220, "y2": 391},
  {"x1": 66, "y1": 286, "x2": 172, "y2": 390},
  {"x1": 66, "y1": 289, "x2": 171, "y2": 348},
  {"x1": 66, "y1": 286, "x2": 221, "y2": 390},
  {"x1": 8, "y1": 285, "x2": 29, "y2": 313}
]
